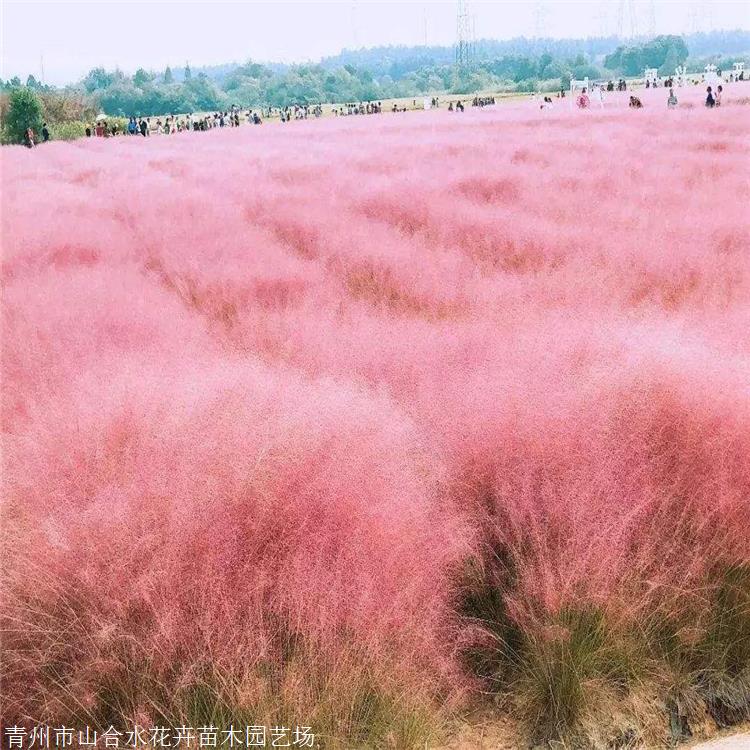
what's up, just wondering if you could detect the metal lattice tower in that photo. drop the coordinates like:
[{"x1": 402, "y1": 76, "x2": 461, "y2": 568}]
[
  {"x1": 351, "y1": 1, "x2": 359, "y2": 48},
  {"x1": 688, "y1": 4, "x2": 700, "y2": 33},
  {"x1": 617, "y1": 0, "x2": 638, "y2": 38},
  {"x1": 688, "y1": 1, "x2": 713, "y2": 33},
  {"x1": 533, "y1": 1, "x2": 548, "y2": 40},
  {"x1": 593, "y1": 6, "x2": 610, "y2": 37},
  {"x1": 647, "y1": 0, "x2": 657, "y2": 37},
  {"x1": 455, "y1": 0, "x2": 475, "y2": 71}
]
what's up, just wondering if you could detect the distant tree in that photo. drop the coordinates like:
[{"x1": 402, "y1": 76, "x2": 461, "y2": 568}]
[
  {"x1": 82, "y1": 67, "x2": 115, "y2": 92},
  {"x1": 538, "y1": 52, "x2": 554, "y2": 77},
  {"x1": 97, "y1": 81, "x2": 141, "y2": 116},
  {"x1": 659, "y1": 46, "x2": 682, "y2": 76},
  {"x1": 4, "y1": 86, "x2": 44, "y2": 144},
  {"x1": 604, "y1": 46, "x2": 624, "y2": 71},
  {"x1": 10, "y1": 76, "x2": 22, "y2": 88},
  {"x1": 184, "y1": 73, "x2": 226, "y2": 110},
  {"x1": 184, "y1": 63, "x2": 192, "y2": 81},
  {"x1": 26, "y1": 74, "x2": 40, "y2": 89},
  {"x1": 164, "y1": 66, "x2": 173, "y2": 84},
  {"x1": 133, "y1": 68, "x2": 152, "y2": 87},
  {"x1": 605, "y1": 35, "x2": 687, "y2": 75},
  {"x1": 620, "y1": 47, "x2": 643, "y2": 75},
  {"x1": 541, "y1": 60, "x2": 566, "y2": 80},
  {"x1": 572, "y1": 62, "x2": 602, "y2": 80}
]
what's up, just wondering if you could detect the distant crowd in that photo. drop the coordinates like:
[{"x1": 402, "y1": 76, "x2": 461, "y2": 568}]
[
  {"x1": 120, "y1": 107, "x2": 263, "y2": 137},
  {"x1": 19, "y1": 71, "x2": 744, "y2": 148},
  {"x1": 570, "y1": 83, "x2": 724, "y2": 111}
]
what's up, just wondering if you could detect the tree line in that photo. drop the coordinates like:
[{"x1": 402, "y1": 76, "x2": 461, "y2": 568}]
[{"x1": 2, "y1": 30, "x2": 748, "y2": 142}]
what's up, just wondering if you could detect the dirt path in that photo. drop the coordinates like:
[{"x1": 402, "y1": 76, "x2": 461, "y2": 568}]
[
  {"x1": 437, "y1": 721, "x2": 750, "y2": 749},
  {"x1": 690, "y1": 733, "x2": 750, "y2": 749}
]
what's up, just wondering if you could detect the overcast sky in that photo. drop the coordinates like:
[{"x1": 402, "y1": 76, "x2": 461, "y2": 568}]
[{"x1": 3, "y1": 0, "x2": 749, "y2": 86}]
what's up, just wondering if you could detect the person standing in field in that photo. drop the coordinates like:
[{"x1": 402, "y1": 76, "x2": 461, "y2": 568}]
[
  {"x1": 42, "y1": 123, "x2": 50, "y2": 142},
  {"x1": 705, "y1": 86, "x2": 715, "y2": 107},
  {"x1": 23, "y1": 127, "x2": 35, "y2": 148},
  {"x1": 715, "y1": 85, "x2": 723, "y2": 106},
  {"x1": 667, "y1": 89, "x2": 678, "y2": 108},
  {"x1": 139, "y1": 118, "x2": 148, "y2": 136},
  {"x1": 576, "y1": 88, "x2": 590, "y2": 108}
]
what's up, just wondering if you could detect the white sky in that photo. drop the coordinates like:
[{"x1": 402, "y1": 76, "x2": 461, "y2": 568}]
[{"x1": 2, "y1": 0, "x2": 749, "y2": 86}]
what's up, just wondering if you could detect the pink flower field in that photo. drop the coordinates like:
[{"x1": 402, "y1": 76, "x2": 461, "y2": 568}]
[{"x1": 2, "y1": 86, "x2": 750, "y2": 747}]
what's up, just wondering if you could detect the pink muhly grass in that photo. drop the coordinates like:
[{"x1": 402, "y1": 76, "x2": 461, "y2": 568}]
[{"x1": 2, "y1": 86, "x2": 750, "y2": 743}]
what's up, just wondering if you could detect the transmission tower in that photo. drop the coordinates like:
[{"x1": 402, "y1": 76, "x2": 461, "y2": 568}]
[
  {"x1": 702, "y1": 1, "x2": 714, "y2": 32},
  {"x1": 647, "y1": 0, "x2": 657, "y2": 37},
  {"x1": 617, "y1": 0, "x2": 638, "y2": 38},
  {"x1": 688, "y1": 1, "x2": 713, "y2": 33},
  {"x1": 455, "y1": 0, "x2": 475, "y2": 71},
  {"x1": 351, "y1": 0, "x2": 360, "y2": 48},
  {"x1": 533, "y1": 1, "x2": 550, "y2": 42},
  {"x1": 593, "y1": 6, "x2": 610, "y2": 37}
]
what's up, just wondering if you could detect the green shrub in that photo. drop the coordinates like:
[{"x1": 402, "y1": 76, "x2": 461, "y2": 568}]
[
  {"x1": 694, "y1": 564, "x2": 750, "y2": 727},
  {"x1": 514, "y1": 606, "x2": 641, "y2": 742},
  {"x1": 49, "y1": 121, "x2": 87, "y2": 141},
  {"x1": 2, "y1": 86, "x2": 44, "y2": 144},
  {"x1": 47, "y1": 117, "x2": 130, "y2": 141}
]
